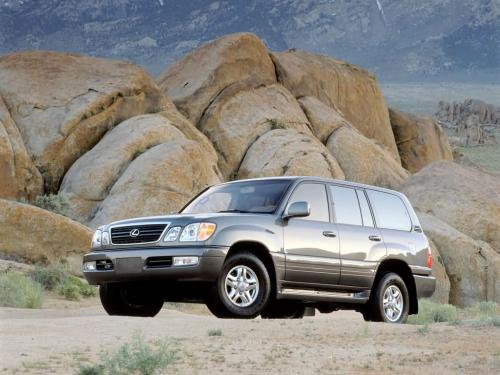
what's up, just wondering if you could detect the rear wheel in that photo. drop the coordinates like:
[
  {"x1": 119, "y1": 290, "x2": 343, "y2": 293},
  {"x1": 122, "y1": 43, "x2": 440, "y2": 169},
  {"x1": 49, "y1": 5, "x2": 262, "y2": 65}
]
[
  {"x1": 207, "y1": 252, "x2": 271, "y2": 319},
  {"x1": 99, "y1": 283, "x2": 163, "y2": 317},
  {"x1": 366, "y1": 273, "x2": 409, "y2": 323},
  {"x1": 261, "y1": 301, "x2": 305, "y2": 319}
]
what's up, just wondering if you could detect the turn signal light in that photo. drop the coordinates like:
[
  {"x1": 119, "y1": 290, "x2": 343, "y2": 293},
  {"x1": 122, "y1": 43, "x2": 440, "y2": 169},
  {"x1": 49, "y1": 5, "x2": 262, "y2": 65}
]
[{"x1": 427, "y1": 247, "x2": 433, "y2": 269}]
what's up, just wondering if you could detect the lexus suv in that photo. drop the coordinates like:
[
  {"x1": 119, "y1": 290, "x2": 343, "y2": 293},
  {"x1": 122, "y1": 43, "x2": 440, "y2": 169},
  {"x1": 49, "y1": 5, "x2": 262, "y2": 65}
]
[{"x1": 83, "y1": 177, "x2": 435, "y2": 323}]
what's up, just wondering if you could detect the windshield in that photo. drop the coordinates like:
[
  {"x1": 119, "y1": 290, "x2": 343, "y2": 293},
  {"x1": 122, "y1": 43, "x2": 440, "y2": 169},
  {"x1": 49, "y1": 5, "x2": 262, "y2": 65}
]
[{"x1": 181, "y1": 179, "x2": 292, "y2": 214}]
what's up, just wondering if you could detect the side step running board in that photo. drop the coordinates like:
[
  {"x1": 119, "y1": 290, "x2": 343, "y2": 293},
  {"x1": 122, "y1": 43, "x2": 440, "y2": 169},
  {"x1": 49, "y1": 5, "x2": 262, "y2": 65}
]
[{"x1": 278, "y1": 288, "x2": 370, "y2": 304}]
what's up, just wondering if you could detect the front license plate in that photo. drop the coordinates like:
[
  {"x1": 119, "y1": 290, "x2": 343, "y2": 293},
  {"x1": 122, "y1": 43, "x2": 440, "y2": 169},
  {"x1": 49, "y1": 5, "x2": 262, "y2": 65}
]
[{"x1": 115, "y1": 257, "x2": 143, "y2": 274}]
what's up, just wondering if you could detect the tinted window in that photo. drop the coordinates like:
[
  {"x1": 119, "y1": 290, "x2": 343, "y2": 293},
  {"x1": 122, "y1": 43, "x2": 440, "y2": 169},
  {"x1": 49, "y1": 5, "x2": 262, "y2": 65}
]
[
  {"x1": 329, "y1": 185, "x2": 362, "y2": 226},
  {"x1": 289, "y1": 183, "x2": 329, "y2": 222},
  {"x1": 356, "y1": 189, "x2": 374, "y2": 227},
  {"x1": 367, "y1": 190, "x2": 412, "y2": 231},
  {"x1": 182, "y1": 179, "x2": 292, "y2": 214}
]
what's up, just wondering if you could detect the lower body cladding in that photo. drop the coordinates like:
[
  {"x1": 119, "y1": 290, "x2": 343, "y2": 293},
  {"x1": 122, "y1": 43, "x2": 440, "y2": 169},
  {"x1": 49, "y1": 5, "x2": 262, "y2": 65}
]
[{"x1": 82, "y1": 246, "x2": 228, "y2": 286}]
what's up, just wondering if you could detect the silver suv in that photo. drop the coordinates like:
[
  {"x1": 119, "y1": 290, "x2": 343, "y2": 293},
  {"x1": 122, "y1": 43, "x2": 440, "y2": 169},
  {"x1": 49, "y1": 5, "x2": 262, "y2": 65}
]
[{"x1": 83, "y1": 177, "x2": 435, "y2": 323}]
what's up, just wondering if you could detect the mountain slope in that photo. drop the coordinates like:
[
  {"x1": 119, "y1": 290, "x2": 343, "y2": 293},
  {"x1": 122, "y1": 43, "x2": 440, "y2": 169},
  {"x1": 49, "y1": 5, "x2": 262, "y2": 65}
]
[{"x1": 0, "y1": 0, "x2": 499, "y2": 81}]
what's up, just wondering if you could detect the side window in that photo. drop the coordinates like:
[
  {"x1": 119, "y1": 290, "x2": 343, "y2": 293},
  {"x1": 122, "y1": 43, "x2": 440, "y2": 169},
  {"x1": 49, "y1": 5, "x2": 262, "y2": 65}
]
[
  {"x1": 329, "y1": 185, "x2": 362, "y2": 226},
  {"x1": 288, "y1": 183, "x2": 329, "y2": 222},
  {"x1": 367, "y1": 190, "x2": 412, "y2": 231},
  {"x1": 356, "y1": 189, "x2": 374, "y2": 227}
]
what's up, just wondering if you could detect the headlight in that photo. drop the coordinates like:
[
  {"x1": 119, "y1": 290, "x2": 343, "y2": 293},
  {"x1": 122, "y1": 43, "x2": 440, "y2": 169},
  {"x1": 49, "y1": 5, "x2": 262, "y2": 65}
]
[
  {"x1": 91, "y1": 229, "x2": 102, "y2": 249},
  {"x1": 163, "y1": 226, "x2": 181, "y2": 242},
  {"x1": 179, "y1": 223, "x2": 216, "y2": 242},
  {"x1": 101, "y1": 231, "x2": 110, "y2": 246}
]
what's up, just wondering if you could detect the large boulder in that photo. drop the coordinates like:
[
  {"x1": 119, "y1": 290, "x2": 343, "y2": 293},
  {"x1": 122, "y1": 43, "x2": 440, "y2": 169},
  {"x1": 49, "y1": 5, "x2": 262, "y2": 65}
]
[
  {"x1": 0, "y1": 199, "x2": 92, "y2": 263},
  {"x1": 297, "y1": 96, "x2": 349, "y2": 143},
  {"x1": 427, "y1": 238, "x2": 451, "y2": 304},
  {"x1": 326, "y1": 126, "x2": 409, "y2": 189},
  {"x1": 198, "y1": 84, "x2": 312, "y2": 179},
  {"x1": 418, "y1": 212, "x2": 500, "y2": 307},
  {"x1": 157, "y1": 33, "x2": 276, "y2": 126},
  {"x1": 0, "y1": 51, "x2": 172, "y2": 191},
  {"x1": 271, "y1": 50, "x2": 399, "y2": 161},
  {"x1": 389, "y1": 108, "x2": 453, "y2": 172},
  {"x1": 0, "y1": 96, "x2": 42, "y2": 200},
  {"x1": 60, "y1": 113, "x2": 221, "y2": 227},
  {"x1": 89, "y1": 139, "x2": 221, "y2": 228},
  {"x1": 402, "y1": 161, "x2": 500, "y2": 252},
  {"x1": 238, "y1": 129, "x2": 345, "y2": 180}
]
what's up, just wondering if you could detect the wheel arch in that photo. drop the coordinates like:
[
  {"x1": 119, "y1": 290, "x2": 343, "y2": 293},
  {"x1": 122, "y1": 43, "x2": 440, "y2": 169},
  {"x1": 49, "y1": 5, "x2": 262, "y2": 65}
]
[
  {"x1": 373, "y1": 258, "x2": 418, "y2": 315},
  {"x1": 226, "y1": 241, "x2": 278, "y2": 297}
]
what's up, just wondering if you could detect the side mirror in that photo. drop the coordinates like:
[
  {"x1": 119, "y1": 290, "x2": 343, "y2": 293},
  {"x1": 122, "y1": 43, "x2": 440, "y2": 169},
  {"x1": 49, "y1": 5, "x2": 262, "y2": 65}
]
[{"x1": 283, "y1": 201, "x2": 310, "y2": 220}]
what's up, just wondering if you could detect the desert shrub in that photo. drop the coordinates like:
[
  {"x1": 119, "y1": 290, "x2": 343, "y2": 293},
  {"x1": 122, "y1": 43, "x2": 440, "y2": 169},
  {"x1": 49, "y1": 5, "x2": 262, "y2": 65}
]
[
  {"x1": 207, "y1": 328, "x2": 223, "y2": 337},
  {"x1": 0, "y1": 272, "x2": 44, "y2": 308},
  {"x1": 23, "y1": 193, "x2": 70, "y2": 216},
  {"x1": 57, "y1": 275, "x2": 96, "y2": 301},
  {"x1": 409, "y1": 300, "x2": 500, "y2": 325},
  {"x1": 76, "y1": 332, "x2": 177, "y2": 375},
  {"x1": 31, "y1": 264, "x2": 67, "y2": 291},
  {"x1": 31, "y1": 264, "x2": 96, "y2": 300},
  {"x1": 408, "y1": 300, "x2": 458, "y2": 324}
]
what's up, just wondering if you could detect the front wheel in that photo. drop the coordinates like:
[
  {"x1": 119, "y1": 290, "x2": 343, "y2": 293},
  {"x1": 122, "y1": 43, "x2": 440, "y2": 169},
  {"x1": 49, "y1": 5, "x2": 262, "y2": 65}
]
[
  {"x1": 207, "y1": 252, "x2": 271, "y2": 318},
  {"x1": 99, "y1": 283, "x2": 163, "y2": 317},
  {"x1": 367, "y1": 273, "x2": 409, "y2": 323}
]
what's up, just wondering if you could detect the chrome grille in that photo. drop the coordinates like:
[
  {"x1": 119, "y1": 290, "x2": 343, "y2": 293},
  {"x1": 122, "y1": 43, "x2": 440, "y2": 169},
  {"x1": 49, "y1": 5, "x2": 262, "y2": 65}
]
[{"x1": 110, "y1": 224, "x2": 168, "y2": 245}]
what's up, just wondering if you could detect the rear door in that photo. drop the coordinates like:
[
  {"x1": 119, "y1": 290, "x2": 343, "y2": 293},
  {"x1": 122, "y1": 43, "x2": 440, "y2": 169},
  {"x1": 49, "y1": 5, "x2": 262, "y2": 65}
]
[
  {"x1": 365, "y1": 190, "x2": 422, "y2": 265},
  {"x1": 283, "y1": 182, "x2": 341, "y2": 286},
  {"x1": 328, "y1": 185, "x2": 385, "y2": 288}
]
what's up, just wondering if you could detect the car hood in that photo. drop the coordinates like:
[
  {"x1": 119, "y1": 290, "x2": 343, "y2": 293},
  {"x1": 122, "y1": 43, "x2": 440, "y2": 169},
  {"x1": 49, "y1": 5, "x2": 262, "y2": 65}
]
[{"x1": 102, "y1": 212, "x2": 271, "y2": 230}]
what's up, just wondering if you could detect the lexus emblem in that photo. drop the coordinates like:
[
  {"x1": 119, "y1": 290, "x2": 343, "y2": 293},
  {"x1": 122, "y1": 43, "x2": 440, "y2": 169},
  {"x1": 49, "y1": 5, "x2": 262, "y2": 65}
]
[{"x1": 130, "y1": 229, "x2": 140, "y2": 237}]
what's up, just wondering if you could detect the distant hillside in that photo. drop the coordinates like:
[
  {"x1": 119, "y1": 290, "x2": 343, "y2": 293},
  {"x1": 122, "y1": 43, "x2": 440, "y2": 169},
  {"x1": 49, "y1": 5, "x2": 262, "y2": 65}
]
[{"x1": 1, "y1": 0, "x2": 499, "y2": 81}]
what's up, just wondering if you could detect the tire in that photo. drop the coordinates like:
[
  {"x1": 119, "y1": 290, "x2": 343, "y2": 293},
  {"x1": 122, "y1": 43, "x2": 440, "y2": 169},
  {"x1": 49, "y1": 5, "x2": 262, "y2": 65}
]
[
  {"x1": 207, "y1": 251, "x2": 271, "y2": 319},
  {"x1": 369, "y1": 272, "x2": 409, "y2": 323},
  {"x1": 99, "y1": 283, "x2": 163, "y2": 317},
  {"x1": 261, "y1": 301, "x2": 305, "y2": 319}
]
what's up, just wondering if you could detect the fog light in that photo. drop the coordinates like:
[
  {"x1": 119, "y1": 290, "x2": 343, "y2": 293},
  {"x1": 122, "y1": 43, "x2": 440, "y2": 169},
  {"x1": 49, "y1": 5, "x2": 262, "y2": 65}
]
[
  {"x1": 172, "y1": 256, "x2": 199, "y2": 266},
  {"x1": 83, "y1": 261, "x2": 97, "y2": 271}
]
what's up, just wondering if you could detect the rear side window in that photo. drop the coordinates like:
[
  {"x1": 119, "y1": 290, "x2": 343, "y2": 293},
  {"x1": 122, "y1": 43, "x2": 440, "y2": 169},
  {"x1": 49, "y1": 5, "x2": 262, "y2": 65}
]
[
  {"x1": 288, "y1": 183, "x2": 329, "y2": 222},
  {"x1": 356, "y1": 189, "x2": 374, "y2": 227},
  {"x1": 367, "y1": 190, "x2": 412, "y2": 231},
  {"x1": 329, "y1": 185, "x2": 362, "y2": 226}
]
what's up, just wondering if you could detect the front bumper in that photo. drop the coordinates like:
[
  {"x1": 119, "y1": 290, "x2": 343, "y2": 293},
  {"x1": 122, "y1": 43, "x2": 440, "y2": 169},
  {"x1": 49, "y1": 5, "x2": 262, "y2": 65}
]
[
  {"x1": 414, "y1": 274, "x2": 436, "y2": 298},
  {"x1": 82, "y1": 245, "x2": 228, "y2": 285}
]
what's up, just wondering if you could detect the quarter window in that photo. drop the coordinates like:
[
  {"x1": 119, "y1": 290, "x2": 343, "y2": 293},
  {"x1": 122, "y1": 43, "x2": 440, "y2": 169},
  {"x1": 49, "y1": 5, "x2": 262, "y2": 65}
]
[
  {"x1": 329, "y1": 185, "x2": 362, "y2": 226},
  {"x1": 366, "y1": 190, "x2": 412, "y2": 231},
  {"x1": 288, "y1": 183, "x2": 329, "y2": 222}
]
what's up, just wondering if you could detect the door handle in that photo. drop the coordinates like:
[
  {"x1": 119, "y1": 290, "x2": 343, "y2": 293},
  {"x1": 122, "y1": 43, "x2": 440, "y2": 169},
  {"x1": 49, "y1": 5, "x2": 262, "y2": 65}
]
[
  {"x1": 322, "y1": 231, "x2": 337, "y2": 238},
  {"x1": 368, "y1": 235, "x2": 382, "y2": 242}
]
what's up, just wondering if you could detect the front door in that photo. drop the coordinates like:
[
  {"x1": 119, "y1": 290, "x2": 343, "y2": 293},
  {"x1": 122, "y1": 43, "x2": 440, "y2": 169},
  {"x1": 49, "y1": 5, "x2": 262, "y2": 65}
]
[
  {"x1": 283, "y1": 182, "x2": 341, "y2": 287},
  {"x1": 328, "y1": 185, "x2": 386, "y2": 288}
]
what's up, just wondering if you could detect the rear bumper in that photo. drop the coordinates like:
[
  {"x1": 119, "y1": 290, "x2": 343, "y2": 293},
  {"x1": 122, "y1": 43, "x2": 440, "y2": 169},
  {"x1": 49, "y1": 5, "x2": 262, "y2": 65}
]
[
  {"x1": 414, "y1": 274, "x2": 436, "y2": 298},
  {"x1": 82, "y1": 246, "x2": 228, "y2": 285}
]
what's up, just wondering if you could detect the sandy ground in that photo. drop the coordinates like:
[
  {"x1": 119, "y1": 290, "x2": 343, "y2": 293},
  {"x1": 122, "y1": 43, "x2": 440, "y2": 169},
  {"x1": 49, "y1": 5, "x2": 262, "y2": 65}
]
[{"x1": 1, "y1": 299, "x2": 499, "y2": 375}]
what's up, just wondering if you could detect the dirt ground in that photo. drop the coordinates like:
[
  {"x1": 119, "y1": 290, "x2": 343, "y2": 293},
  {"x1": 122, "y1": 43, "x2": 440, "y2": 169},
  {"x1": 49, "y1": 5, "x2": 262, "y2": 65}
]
[{"x1": 1, "y1": 299, "x2": 499, "y2": 375}]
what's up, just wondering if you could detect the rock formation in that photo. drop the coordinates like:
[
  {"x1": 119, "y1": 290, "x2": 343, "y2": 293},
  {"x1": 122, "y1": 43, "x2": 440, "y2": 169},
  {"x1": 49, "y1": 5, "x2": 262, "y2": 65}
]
[
  {"x1": 0, "y1": 199, "x2": 92, "y2": 263},
  {"x1": 0, "y1": 51, "x2": 172, "y2": 191},
  {"x1": 389, "y1": 108, "x2": 453, "y2": 172}
]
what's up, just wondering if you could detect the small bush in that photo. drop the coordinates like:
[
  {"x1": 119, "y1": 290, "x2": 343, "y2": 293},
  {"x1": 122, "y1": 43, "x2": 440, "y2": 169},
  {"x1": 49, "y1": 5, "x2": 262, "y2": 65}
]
[
  {"x1": 76, "y1": 332, "x2": 177, "y2": 375},
  {"x1": 31, "y1": 264, "x2": 96, "y2": 300},
  {"x1": 57, "y1": 275, "x2": 96, "y2": 301},
  {"x1": 30, "y1": 193, "x2": 71, "y2": 216},
  {"x1": 31, "y1": 264, "x2": 67, "y2": 291},
  {"x1": 0, "y1": 272, "x2": 44, "y2": 308},
  {"x1": 207, "y1": 328, "x2": 223, "y2": 337},
  {"x1": 408, "y1": 300, "x2": 458, "y2": 324}
]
